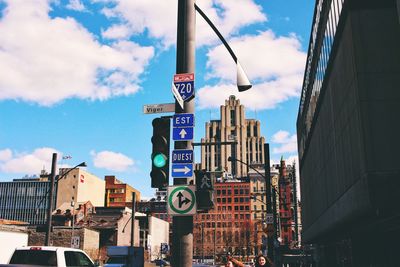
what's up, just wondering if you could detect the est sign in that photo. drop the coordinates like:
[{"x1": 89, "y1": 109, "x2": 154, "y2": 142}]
[
  {"x1": 173, "y1": 73, "x2": 194, "y2": 101},
  {"x1": 173, "y1": 113, "x2": 194, "y2": 127}
]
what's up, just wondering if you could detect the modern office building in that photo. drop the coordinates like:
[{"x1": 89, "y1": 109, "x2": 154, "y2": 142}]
[
  {"x1": 104, "y1": 176, "x2": 141, "y2": 207},
  {"x1": 0, "y1": 175, "x2": 54, "y2": 225},
  {"x1": 200, "y1": 95, "x2": 266, "y2": 178},
  {"x1": 297, "y1": 0, "x2": 400, "y2": 265}
]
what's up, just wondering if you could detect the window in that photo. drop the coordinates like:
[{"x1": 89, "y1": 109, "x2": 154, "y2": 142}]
[
  {"x1": 64, "y1": 251, "x2": 94, "y2": 267},
  {"x1": 10, "y1": 250, "x2": 58, "y2": 266}
]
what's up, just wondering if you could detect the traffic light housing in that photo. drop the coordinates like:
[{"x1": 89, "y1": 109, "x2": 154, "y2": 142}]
[
  {"x1": 195, "y1": 170, "x2": 214, "y2": 211},
  {"x1": 151, "y1": 117, "x2": 170, "y2": 189}
]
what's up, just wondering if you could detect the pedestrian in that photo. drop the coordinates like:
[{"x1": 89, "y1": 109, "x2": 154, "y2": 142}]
[{"x1": 254, "y1": 255, "x2": 274, "y2": 267}]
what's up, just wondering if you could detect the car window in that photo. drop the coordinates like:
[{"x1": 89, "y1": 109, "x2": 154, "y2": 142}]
[
  {"x1": 65, "y1": 251, "x2": 94, "y2": 267},
  {"x1": 9, "y1": 250, "x2": 57, "y2": 266}
]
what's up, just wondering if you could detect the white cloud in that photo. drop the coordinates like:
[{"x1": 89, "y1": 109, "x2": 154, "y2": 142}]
[
  {"x1": 91, "y1": 150, "x2": 134, "y2": 172},
  {"x1": 271, "y1": 130, "x2": 298, "y2": 154},
  {"x1": 197, "y1": 30, "x2": 306, "y2": 110},
  {"x1": 0, "y1": 147, "x2": 61, "y2": 175},
  {"x1": 98, "y1": 0, "x2": 266, "y2": 47},
  {"x1": 66, "y1": 0, "x2": 86, "y2": 11},
  {"x1": 0, "y1": 149, "x2": 13, "y2": 161},
  {"x1": 101, "y1": 24, "x2": 131, "y2": 40},
  {"x1": 0, "y1": 0, "x2": 154, "y2": 106}
]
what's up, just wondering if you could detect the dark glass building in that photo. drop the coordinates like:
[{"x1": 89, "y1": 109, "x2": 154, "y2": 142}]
[
  {"x1": 0, "y1": 177, "x2": 55, "y2": 225},
  {"x1": 297, "y1": 0, "x2": 400, "y2": 266}
]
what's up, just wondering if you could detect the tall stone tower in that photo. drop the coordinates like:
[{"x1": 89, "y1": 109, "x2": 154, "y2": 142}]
[{"x1": 200, "y1": 95, "x2": 265, "y2": 178}]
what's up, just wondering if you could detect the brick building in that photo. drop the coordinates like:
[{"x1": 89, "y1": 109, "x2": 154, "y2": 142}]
[
  {"x1": 193, "y1": 180, "x2": 254, "y2": 261},
  {"x1": 104, "y1": 176, "x2": 141, "y2": 207}
]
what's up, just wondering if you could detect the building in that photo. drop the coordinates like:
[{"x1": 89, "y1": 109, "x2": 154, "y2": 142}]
[
  {"x1": 105, "y1": 176, "x2": 141, "y2": 207},
  {"x1": 297, "y1": 0, "x2": 400, "y2": 265},
  {"x1": 194, "y1": 180, "x2": 253, "y2": 261},
  {"x1": 200, "y1": 95, "x2": 266, "y2": 178},
  {"x1": 56, "y1": 168, "x2": 105, "y2": 209},
  {"x1": 0, "y1": 175, "x2": 54, "y2": 225}
]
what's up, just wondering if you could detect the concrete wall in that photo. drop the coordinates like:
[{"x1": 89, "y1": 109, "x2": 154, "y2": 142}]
[
  {"x1": 148, "y1": 216, "x2": 169, "y2": 261},
  {"x1": 29, "y1": 227, "x2": 100, "y2": 260},
  {"x1": 57, "y1": 169, "x2": 105, "y2": 209},
  {"x1": 0, "y1": 226, "x2": 28, "y2": 264}
]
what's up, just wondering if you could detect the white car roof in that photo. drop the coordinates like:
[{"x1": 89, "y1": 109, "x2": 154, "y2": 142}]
[{"x1": 15, "y1": 246, "x2": 84, "y2": 252}]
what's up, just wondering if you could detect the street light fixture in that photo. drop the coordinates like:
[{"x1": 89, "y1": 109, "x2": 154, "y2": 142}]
[{"x1": 195, "y1": 4, "x2": 252, "y2": 92}]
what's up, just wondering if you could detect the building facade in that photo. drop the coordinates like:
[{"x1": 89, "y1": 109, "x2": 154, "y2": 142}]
[
  {"x1": 200, "y1": 95, "x2": 266, "y2": 178},
  {"x1": 56, "y1": 168, "x2": 105, "y2": 209},
  {"x1": 193, "y1": 181, "x2": 253, "y2": 261},
  {"x1": 105, "y1": 176, "x2": 141, "y2": 207},
  {"x1": 297, "y1": 0, "x2": 400, "y2": 265},
  {"x1": 0, "y1": 176, "x2": 55, "y2": 225}
]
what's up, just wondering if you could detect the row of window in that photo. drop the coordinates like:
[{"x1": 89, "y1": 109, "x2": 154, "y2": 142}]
[
  {"x1": 216, "y1": 197, "x2": 250, "y2": 204},
  {"x1": 298, "y1": 0, "x2": 345, "y2": 157},
  {"x1": 216, "y1": 188, "x2": 250, "y2": 195}
]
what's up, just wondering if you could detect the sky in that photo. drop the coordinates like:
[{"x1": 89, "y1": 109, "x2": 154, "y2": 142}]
[{"x1": 0, "y1": 0, "x2": 314, "y2": 199}]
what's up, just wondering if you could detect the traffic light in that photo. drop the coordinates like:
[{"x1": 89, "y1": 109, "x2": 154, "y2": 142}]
[
  {"x1": 195, "y1": 170, "x2": 214, "y2": 211},
  {"x1": 151, "y1": 117, "x2": 170, "y2": 189}
]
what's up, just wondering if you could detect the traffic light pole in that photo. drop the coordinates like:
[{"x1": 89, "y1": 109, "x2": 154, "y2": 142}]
[{"x1": 171, "y1": 0, "x2": 195, "y2": 266}]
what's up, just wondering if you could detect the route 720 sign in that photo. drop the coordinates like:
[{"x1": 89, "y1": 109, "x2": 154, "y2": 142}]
[
  {"x1": 173, "y1": 73, "x2": 194, "y2": 101},
  {"x1": 168, "y1": 185, "x2": 196, "y2": 216}
]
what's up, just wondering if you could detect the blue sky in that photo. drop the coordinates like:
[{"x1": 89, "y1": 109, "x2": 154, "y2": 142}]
[{"x1": 0, "y1": 0, "x2": 314, "y2": 198}]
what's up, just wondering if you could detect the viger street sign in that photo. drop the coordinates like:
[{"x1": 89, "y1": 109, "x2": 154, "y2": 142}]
[{"x1": 143, "y1": 103, "x2": 175, "y2": 114}]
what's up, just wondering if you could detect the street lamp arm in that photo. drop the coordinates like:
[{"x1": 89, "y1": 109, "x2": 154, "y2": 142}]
[
  {"x1": 228, "y1": 156, "x2": 265, "y2": 179},
  {"x1": 194, "y1": 3, "x2": 252, "y2": 92},
  {"x1": 35, "y1": 162, "x2": 86, "y2": 213}
]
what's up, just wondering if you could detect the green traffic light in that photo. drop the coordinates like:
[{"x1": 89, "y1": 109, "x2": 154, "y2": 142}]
[{"x1": 153, "y1": 153, "x2": 167, "y2": 168}]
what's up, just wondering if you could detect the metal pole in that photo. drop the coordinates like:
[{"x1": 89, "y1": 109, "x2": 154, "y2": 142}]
[
  {"x1": 45, "y1": 153, "x2": 57, "y2": 246},
  {"x1": 172, "y1": 0, "x2": 195, "y2": 266},
  {"x1": 131, "y1": 192, "x2": 136, "y2": 246},
  {"x1": 71, "y1": 200, "x2": 75, "y2": 247},
  {"x1": 263, "y1": 144, "x2": 274, "y2": 260}
]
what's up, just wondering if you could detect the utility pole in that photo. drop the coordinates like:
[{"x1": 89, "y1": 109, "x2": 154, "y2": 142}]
[
  {"x1": 263, "y1": 144, "x2": 274, "y2": 260},
  {"x1": 45, "y1": 153, "x2": 57, "y2": 246},
  {"x1": 171, "y1": 0, "x2": 195, "y2": 266},
  {"x1": 131, "y1": 192, "x2": 136, "y2": 246}
]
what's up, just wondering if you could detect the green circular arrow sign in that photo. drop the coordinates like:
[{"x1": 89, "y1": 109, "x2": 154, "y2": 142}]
[{"x1": 168, "y1": 186, "x2": 196, "y2": 214}]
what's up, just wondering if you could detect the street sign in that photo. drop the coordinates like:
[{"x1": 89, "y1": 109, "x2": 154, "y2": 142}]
[
  {"x1": 173, "y1": 113, "x2": 194, "y2": 127},
  {"x1": 265, "y1": 213, "x2": 274, "y2": 224},
  {"x1": 172, "y1": 127, "x2": 194, "y2": 141},
  {"x1": 171, "y1": 82, "x2": 184, "y2": 109},
  {"x1": 168, "y1": 185, "x2": 196, "y2": 216},
  {"x1": 161, "y1": 243, "x2": 169, "y2": 254},
  {"x1": 143, "y1": 103, "x2": 175, "y2": 114},
  {"x1": 71, "y1": 236, "x2": 80, "y2": 249},
  {"x1": 172, "y1": 149, "x2": 194, "y2": 164},
  {"x1": 171, "y1": 163, "x2": 193, "y2": 178},
  {"x1": 173, "y1": 73, "x2": 194, "y2": 101}
]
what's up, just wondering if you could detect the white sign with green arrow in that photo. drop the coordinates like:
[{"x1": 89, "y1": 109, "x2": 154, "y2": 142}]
[{"x1": 167, "y1": 185, "x2": 197, "y2": 216}]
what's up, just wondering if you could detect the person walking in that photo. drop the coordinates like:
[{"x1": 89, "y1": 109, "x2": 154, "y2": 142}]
[{"x1": 254, "y1": 255, "x2": 274, "y2": 267}]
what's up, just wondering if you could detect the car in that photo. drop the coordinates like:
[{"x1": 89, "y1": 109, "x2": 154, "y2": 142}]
[
  {"x1": 4, "y1": 246, "x2": 99, "y2": 267},
  {"x1": 153, "y1": 259, "x2": 170, "y2": 266}
]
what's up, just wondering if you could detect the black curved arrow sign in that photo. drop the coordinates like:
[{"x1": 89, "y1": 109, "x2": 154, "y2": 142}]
[{"x1": 177, "y1": 191, "x2": 191, "y2": 208}]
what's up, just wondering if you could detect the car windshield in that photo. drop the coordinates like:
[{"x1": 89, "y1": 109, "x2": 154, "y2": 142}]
[{"x1": 9, "y1": 250, "x2": 58, "y2": 266}]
